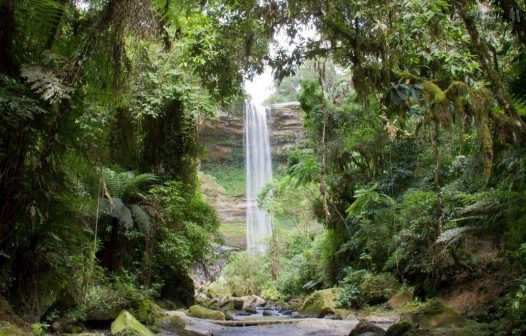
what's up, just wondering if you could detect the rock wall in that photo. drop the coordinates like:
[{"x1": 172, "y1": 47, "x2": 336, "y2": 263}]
[{"x1": 199, "y1": 102, "x2": 305, "y2": 225}]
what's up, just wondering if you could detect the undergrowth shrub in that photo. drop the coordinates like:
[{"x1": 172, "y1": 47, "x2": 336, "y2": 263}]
[{"x1": 222, "y1": 252, "x2": 269, "y2": 296}]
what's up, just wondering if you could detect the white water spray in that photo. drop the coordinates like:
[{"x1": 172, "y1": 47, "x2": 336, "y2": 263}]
[{"x1": 245, "y1": 101, "x2": 273, "y2": 253}]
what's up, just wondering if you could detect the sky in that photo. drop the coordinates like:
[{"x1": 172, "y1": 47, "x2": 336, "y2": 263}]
[{"x1": 245, "y1": 26, "x2": 317, "y2": 106}]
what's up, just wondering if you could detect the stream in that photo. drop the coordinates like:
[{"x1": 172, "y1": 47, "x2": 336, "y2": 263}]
[{"x1": 158, "y1": 310, "x2": 362, "y2": 336}]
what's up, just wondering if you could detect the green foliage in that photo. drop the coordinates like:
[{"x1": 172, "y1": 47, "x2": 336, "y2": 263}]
[
  {"x1": 152, "y1": 181, "x2": 220, "y2": 274},
  {"x1": 385, "y1": 189, "x2": 437, "y2": 274},
  {"x1": 222, "y1": 252, "x2": 269, "y2": 296},
  {"x1": 336, "y1": 268, "x2": 399, "y2": 308},
  {"x1": 104, "y1": 168, "x2": 157, "y2": 201}
]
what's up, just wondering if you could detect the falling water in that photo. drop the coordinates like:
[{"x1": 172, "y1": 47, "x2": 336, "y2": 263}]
[{"x1": 245, "y1": 101, "x2": 273, "y2": 254}]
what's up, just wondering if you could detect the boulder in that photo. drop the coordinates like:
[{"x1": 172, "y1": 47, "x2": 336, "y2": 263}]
[
  {"x1": 50, "y1": 319, "x2": 84, "y2": 334},
  {"x1": 403, "y1": 300, "x2": 466, "y2": 330},
  {"x1": 299, "y1": 288, "x2": 342, "y2": 317},
  {"x1": 334, "y1": 308, "x2": 356, "y2": 320},
  {"x1": 137, "y1": 299, "x2": 165, "y2": 325},
  {"x1": 204, "y1": 280, "x2": 232, "y2": 299},
  {"x1": 388, "y1": 288, "x2": 414, "y2": 310},
  {"x1": 385, "y1": 320, "x2": 412, "y2": 336},
  {"x1": 359, "y1": 273, "x2": 400, "y2": 306},
  {"x1": 85, "y1": 301, "x2": 129, "y2": 322},
  {"x1": 187, "y1": 305, "x2": 225, "y2": 320},
  {"x1": 110, "y1": 310, "x2": 154, "y2": 336},
  {"x1": 349, "y1": 321, "x2": 386, "y2": 336},
  {"x1": 252, "y1": 295, "x2": 266, "y2": 307},
  {"x1": 154, "y1": 314, "x2": 186, "y2": 333}
]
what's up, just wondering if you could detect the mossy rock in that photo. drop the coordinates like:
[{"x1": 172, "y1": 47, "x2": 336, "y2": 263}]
[
  {"x1": 402, "y1": 300, "x2": 466, "y2": 330},
  {"x1": 349, "y1": 321, "x2": 386, "y2": 336},
  {"x1": 137, "y1": 300, "x2": 165, "y2": 325},
  {"x1": 387, "y1": 288, "x2": 414, "y2": 310},
  {"x1": 385, "y1": 320, "x2": 412, "y2": 336},
  {"x1": 0, "y1": 322, "x2": 25, "y2": 336},
  {"x1": 187, "y1": 305, "x2": 225, "y2": 320},
  {"x1": 299, "y1": 288, "x2": 342, "y2": 317},
  {"x1": 154, "y1": 313, "x2": 186, "y2": 333},
  {"x1": 204, "y1": 280, "x2": 232, "y2": 299},
  {"x1": 110, "y1": 310, "x2": 154, "y2": 336},
  {"x1": 359, "y1": 273, "x2": 400, "y2": 306},
  {"x1": 64, "y1": 333, "x2": 105, "y2": 336}
]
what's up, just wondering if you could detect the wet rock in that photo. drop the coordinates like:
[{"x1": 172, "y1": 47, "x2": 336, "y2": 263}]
[
  {"x1": 253, "y1": 295, "x2": 266, "y2": 307},
  {"x1": 244, "y1": 306, "x2": 257, "y2": 314},
  {"x1": 50, "y1": 319, "x2": 84, "y2": 334},
  {"x1": 224, "y1": 310, "x2": 235, "y2": 321},
  {"x1": 324, "y1": 314, "x2": 342, "y2": 320},
  {"x1": 187, "y1": 305, "x2": 225, "y2": 321},
  {"x1": 110, "y1": 310, "x2": 154, "y2": 336},
  {"x1": 262, "y1": 310, "x2": 275, "y2": 316},
  {"x1": 349, "y1": 321, "x2": 386, "y2": 336},
  {"x1": 299, "y1": 288, "x2": 342, "y2": 317},
  {"x1": 291, "y1": 311, "x2": 301, "y2": 318},
  {"x1": 280, "y1": 309, "x2": 293, "y2": 315},
  {"x1": 385, "y1": 320, "x2": 412, "y2": 336}
]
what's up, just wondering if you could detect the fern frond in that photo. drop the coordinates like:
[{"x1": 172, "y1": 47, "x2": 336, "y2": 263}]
[
  {"x1": 20, "y1": 65, "x2": 73, "y2": 103},
  {"x1": 103, "y1": 168, "x2": 157, "y2": 200}
]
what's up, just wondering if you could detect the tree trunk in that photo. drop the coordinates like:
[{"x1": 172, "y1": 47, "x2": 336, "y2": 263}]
[
  {"x1": 0, "y1": 0, "x2": 14, "y2": 75},
  {"x1": 455, "y1": 0, "x2": 525, "y2": 131},
  {"x1": 495, "y1": 0, "x2": 526, "y2": 46}
]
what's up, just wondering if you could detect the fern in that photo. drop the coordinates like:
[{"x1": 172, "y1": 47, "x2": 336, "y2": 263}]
[
  {"x1": 20, "y1": 65, "x2": 73, "y2": 103},
  {"x1": 104, "y1": 168, "x2": 157, "y2": 200}
]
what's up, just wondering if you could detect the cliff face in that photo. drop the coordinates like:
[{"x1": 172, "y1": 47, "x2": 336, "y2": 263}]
[
  {"x1": 268, "y1": 102, "x2": 305, "y2": 165},
  {"x1": 199, "y1": 102, "x2": 304, "y2": 230}
]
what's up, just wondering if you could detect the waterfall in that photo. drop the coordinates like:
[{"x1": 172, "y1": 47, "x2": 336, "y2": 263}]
[{"x1": 245, "y1": 100, "x2": 273, "y2": 254}]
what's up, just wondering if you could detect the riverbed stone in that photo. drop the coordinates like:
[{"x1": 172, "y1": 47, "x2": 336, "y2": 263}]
[
  {"x1": 349, "y1": 321, "x2": 386, "y2": 336},
  {"x1": 187, "y1": 305, "x2": 225, "y2": 320},
  {"x1": 385, "y1": 320, "x2": 412, "y2": 336},
  {"x1": 110, "y1": 310, "x2": 154, "y2": 336},
  {"x1": 154, "y1": 314, "x2": 186, "y2": 333},
  {"x1": 299, "y1": 288, "x2": 342, "y2": 317}
]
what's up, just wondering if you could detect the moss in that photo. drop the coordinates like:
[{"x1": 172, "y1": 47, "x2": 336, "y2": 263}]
[
  {"x1": 110, "y1": 310, "x2": 154, "y2": 336},
  {"x1": 423, "y1": 81, "x2": 451, "y2": 128},
  {"x1": 299, "y1": 288, "x2": 342, "y2": 317},
  {"x1": 401, "y1": 300, "x2": 466, "y2": 330},
  {"x1": 137, "y1": 300, "x2": 164, "y2": 325},
  {"x1": 479, "y1": 122, "x2": 493, "y2": 184},
  {"x1": 154, "y1": 314, "x2": 186, "y2": 333},
  {"x1": 204, "y1": 279, "x2": 232, "y2": 299},
  {"x1": 187, "y1": 305, "x2": 225, "y2": 320},
  {"x1": 358, "y1": 273, "x2": 401, "y2": 306}
]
